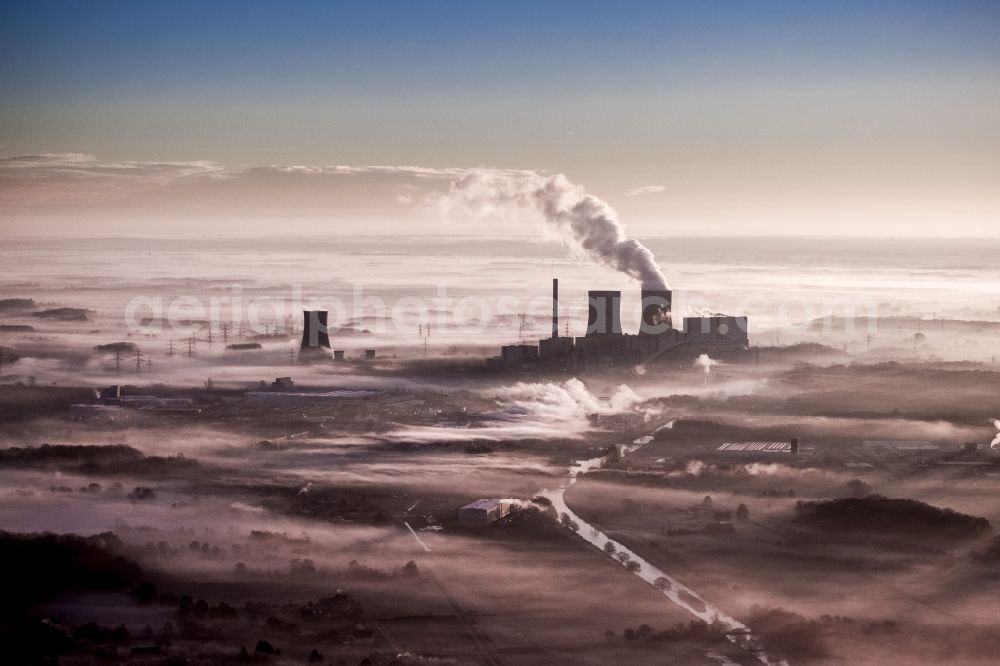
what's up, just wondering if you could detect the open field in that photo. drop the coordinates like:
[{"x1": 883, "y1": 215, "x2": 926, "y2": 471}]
[{"x1": 2, "y1": 348, "x2": 1000, "y2": 664}]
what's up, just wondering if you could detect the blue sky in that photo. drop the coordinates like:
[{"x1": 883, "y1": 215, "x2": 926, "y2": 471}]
[{"x1": 1, "y1": 1, "x2": 998, "y2": 235}]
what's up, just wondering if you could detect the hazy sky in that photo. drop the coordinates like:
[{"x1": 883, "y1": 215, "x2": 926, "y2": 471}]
[{"x1": 1, "y1": 1, "x2": 998, "y2": 236}]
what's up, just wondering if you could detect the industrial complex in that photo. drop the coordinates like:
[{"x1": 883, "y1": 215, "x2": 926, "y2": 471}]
[
  {"x1": 488, "y1": 279, "x2": 750, "y2": 371},
  {"x1": 295, "y1": 278, "x2": 750, "y2": 371}
]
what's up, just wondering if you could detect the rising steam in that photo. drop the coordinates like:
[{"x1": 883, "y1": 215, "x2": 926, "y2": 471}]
[
  {"x1": 444, "y1": 171, "x2": 668, "y2": 289},
  {"x1": 991, "y1": 419, "x2": 1000, "y2": 449},
  {"x1": 695, "y1": 353, "x2": 718, "y2": 374},
  {"x1": 492, "y1": 377, "x2": 648, "y2": 423}
]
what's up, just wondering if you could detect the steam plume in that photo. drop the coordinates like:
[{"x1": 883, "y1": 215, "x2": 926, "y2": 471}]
[
  {"x1": 445, "y1": 171, "x2": 668, "y2": 289},
  {"x1": 991, "y1": 419, "x2": 1000, "y2": 449},
  {"x1": 492, "y1": 377, "x2": 645, "y2": 423},
  {"x1": 695, "y1": 353, "x2": 717, "y2": 374}
]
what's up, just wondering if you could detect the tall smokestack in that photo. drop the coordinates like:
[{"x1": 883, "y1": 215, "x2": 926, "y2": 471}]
[
  {"x1": 587, "y1": 291, "x2": 622, "y2": 336},
  {"x1": 640, "y1": 289, "x2": 673, "y2": 334},
  {"x1": 300, "y1": 310, "x2": 331, "y2": 356},
  {"x1": 552, "y1": 278, "x2": 559, "y2": 339}
]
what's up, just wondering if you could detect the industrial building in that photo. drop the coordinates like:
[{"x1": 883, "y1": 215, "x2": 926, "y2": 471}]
[
  {"x1": 244, "y1": 387, "x2": 382, "y2": 406},
  {"x1": 94, "y1": 385, "x2": 200, "y2": 413},
  {"x1": 489, "y1": 278, "x2": 750, "y2": 370},
  {"x1": 457, "y1": 498, "x2": 512, "y2": 527},
  {"x1": 715, "y1": 442, "x2": 793, "y2": 454}
]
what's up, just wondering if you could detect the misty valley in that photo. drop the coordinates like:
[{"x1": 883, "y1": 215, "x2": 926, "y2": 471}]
[{"x1": 1, "y1": 236, "x2": 1000, "y2": 666}]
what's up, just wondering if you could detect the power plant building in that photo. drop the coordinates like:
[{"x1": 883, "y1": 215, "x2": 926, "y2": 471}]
[{"x1": 489, "y1": 279, "x2": 749, "y2": 370}]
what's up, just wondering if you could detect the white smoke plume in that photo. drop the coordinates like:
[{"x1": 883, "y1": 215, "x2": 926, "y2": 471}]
[
  {"x1": 991, "y1": 419, "x2": 1000, "y2": 449},
  {"x1": 608, "y1": 383, "x2": 645, "y2": 412},
  {"x1": 388, "y1": 378, "x2": 652, "y2": 443},
  {"x1": 695, "y1": 353, "x2": 718, "y2": 374},
  {"x1": 497, "y1": 498, "x2": 538, "y2": 512},
  {"x1": 444, "y1": 171, "x2": 669, "y2": 289},
  {"x1": 669, "y1": 459, "x2": 708, "y2": 477},
  {"x1": 493, "y1": 377, "x2": 645, "y2": 424},
  {"x1": 668, "y1": 459, "x2": 818, "y2": 478},
  {"x1": 492, "y1": 377, "x2": 645, "y2": 423},
  {"x1": 229, "y1": 502, "x2": 266, "y2": 514}
]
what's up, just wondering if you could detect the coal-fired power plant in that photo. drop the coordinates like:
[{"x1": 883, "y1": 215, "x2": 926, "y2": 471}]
[
  {"x1": 294, "y1": 277, "x2": 744, "y2": 370},
  {"x1": 491, "y1": 278, "x2": 749, "y2": 371},
  {"x1": 300, "y1": 310, "x2": 332, "y2": 356}
]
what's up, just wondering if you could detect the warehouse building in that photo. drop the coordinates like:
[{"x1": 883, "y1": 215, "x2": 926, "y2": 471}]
[{"x1": 457, "y1": 498, "x2": 512, "y2": 527}]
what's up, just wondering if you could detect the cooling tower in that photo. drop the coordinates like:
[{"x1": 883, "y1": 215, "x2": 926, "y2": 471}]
[
  {"x1": 587, "y1": 290, "x2": 622, "y2": 335},
  {"x1": 640, "y1": 289, "x2": 673, "y2": 334},
  {"x1": 300, "y1": 310, "x2": 331, "y2": 353}
]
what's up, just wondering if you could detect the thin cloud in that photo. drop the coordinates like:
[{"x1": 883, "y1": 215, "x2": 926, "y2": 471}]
[
  {"x1": 625, "y1": 185, "x2": 666, "y2": 197},
  {"x1": 0, "y1": 153, "x2": 225, "y2": 207},
  {"x1": 241, "y1": 164, "x2": 468, "y2": 178},
  {"x1": 0, "y1": 154, "x2": 539, "y2": 211}
]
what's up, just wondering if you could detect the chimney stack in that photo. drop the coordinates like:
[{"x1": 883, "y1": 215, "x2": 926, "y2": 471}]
[{"x1": 552, "y1": 278, "x2": 559, "y2": 339}]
